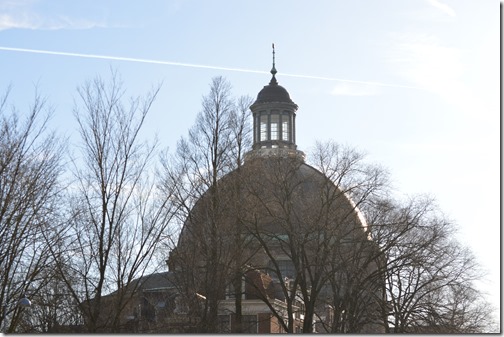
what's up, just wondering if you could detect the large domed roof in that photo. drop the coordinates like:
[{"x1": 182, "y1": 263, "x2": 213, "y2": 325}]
[{"x1": 171, "y1": 156, "x2": 368, "y2": 266}]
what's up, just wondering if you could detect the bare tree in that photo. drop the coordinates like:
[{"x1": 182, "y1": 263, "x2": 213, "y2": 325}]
[
  {"x1": 162, "y1": 76, "x2": 254, "y2": 332},
  {"x1": 46, "y1": 71, "x2": 177, "y2": 332},
  {"x1": 0, "y1": 86, "x2": 64, "y2": 333},
  {"x1": 18, "y1": 265, "x2": 83, "y2": 332},
  {"x1": 235, "y1": 140, "x2": 388, "y2": 333},
  {"x1": 227, "y1": 94, "x2": 253, "y2": 333},
  {"x1": 367, "y1": 195, "x2": 488, "y2": 333},
  {"x1": 420, "y1": 282, "x2": 498, "y2": 333}
]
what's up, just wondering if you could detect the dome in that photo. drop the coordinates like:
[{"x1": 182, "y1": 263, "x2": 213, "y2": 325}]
[
  {"x1": 170, "y1": 156, "x2": 368, "y2": 272},
  {"x1": 254, "y1": 80, "x2": 295, "y2": 105}
]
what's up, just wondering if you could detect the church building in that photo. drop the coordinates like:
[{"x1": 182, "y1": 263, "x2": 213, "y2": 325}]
[{"x1": 165, "y1": 47, "x2": 385, "y2": 333}]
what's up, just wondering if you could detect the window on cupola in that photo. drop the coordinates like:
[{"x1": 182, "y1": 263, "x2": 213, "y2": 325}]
[
  {"x1": 270, "y1": 114, "x2": 279, "y2": 140},
  {"x1": 260, "y1": 115, "x2": 268, "y2": 141},
  {"x1": 282, "y1": 117, "x2": 290, "y2": 142}
]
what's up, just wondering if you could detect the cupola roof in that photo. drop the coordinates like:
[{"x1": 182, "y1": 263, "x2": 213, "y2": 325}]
[{"x1": 254, "y1": 81, "x2": 294, "y2": 105}]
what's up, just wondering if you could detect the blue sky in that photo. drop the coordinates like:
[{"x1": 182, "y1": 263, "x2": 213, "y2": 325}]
[{"x1": 0, "y1": 0, "x2": 499, "y2": 322}]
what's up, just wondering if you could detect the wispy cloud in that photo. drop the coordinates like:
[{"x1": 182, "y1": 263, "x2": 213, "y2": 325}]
[
  {"x1": 0, "y1": 1, "x2": 106, "y2": 31},
  {"x1": 0, "y1": 0, "x2": 39, "y2": 30},
  {"x1": 0, "y1": 13, "x2": 106, "y2": 31},
  {"x1": 0, "y1": 13, "x2": 34, "y2": 30},
  {"x1": 0, "y1": 46, "x2": 422, "y2": 91},
  {"x1": 426, "y1": 0, "x2": 456, "y2": 17}
]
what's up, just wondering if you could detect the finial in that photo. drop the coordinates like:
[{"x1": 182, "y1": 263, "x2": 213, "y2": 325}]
[{"x1": 270, "y1": 43, "x2": 278, "y2": 85}]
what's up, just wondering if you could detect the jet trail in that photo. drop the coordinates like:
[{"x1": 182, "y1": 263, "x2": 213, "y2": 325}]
[
  {"x1": 0, "y1": 46, "x2": 421, "y2": 90},
  {"x1": 0, "y1": 46, "x2": 268, "y2": 74}
]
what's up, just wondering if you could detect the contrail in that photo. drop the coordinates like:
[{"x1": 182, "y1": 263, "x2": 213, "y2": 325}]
[
  {"x1": 0, "y1": 46, "x2": 267, "y2": 74},
  {"x1": 0, "y1": 46, "x2": 421, "y2": 90}
]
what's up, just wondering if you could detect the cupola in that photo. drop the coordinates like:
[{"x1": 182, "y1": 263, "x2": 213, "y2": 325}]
[{"x1": 249, "y1": 44, "x2": 299, "y2": 152}]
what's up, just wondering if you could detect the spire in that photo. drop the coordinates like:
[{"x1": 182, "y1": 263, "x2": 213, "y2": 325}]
[{"x1": 270, "y1": 43, "x2": 278, "y2": 85}]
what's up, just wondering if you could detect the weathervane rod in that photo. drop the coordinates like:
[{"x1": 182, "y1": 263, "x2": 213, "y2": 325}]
[
  {"x1": 272, "y1": 43, "x2": 276, "y2": 69},
  {"x1": 270, "y1": 43, "x2": 277, "y2": 82}
]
